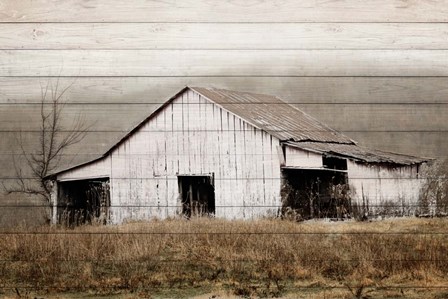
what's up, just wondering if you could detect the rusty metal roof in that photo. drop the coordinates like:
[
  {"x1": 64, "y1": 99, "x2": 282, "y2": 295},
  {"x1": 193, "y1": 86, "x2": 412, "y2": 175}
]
[
  {"x1": 192, "y1": 87, "x2": 429, "y2": 165},
  {"x1": 285, "y1": 141, "x2": 430, "y2": 166},
  {"x1": 191, "y1": 87, "x2": 355, "y2": 144}
]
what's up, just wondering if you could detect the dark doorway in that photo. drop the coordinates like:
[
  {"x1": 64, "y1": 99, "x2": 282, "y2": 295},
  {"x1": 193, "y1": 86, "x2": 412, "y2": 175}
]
[
  {"x1": 281, "y1": 168, "x2": 350, "y2": 219},
  {"x1": 58, "y1": 178, "x2": 110, "y2": 226},
  {"x1": 178, "y1": 175, "x2": 215, "y2": 218},
  {"x1": 322, "y1": 156, "x2": 348, "y2": 171}
]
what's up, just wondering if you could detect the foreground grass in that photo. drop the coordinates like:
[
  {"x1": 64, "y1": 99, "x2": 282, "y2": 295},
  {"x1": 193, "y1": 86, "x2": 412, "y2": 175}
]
[{"x1": 1, "y1": 218, "x2": 448, "y2": 298}]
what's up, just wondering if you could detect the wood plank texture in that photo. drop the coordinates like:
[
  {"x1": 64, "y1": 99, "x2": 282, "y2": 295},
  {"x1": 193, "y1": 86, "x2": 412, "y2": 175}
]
[
  {"x1": 1, "y1": 0, "x2": 447, "y2": 224},
  {"x1": 1, "y1": 0, "x2": 447, "y2": 22},
  {"x1": 1, "y1": 77, "x2": 448, "y2": 104},
  {"x1": 2, "y1": 103, "x2": 447, "y2": 131},
  {"x1": 2, "y1": 50, "x2": 448, "y2": 76},
  {"x1": 2, "y1": 23, "x2": 448, "y2": 50}
]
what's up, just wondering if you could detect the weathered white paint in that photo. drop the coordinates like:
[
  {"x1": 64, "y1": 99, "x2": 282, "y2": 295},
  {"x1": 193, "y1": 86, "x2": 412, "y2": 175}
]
[
  {"x1": 284, "y1": 146, "x2": 323, "y2": 168},
  {"x1": 347, "y1": 160, "x2": 424, "y2": 215},
  {"x1": 57, "y1": 156, "x2": 111, "y2": 181},
  {"x1": 282, "y1": 146, "x2": 425, "y2": 215},
  {"x1": 56, "y1": 89, "x2": 283, "y2": 223},
  {"x1": 50, "y1": 180, "x2": 58, "y2": 225}
]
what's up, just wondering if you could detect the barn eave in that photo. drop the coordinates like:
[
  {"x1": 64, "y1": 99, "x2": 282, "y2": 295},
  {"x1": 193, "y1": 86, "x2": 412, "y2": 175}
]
[{"x1": 284, "y1": 141, "x2": 431, "y2": 166}]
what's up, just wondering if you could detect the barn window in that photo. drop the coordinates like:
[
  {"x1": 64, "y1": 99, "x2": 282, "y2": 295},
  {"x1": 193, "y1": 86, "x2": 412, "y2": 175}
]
[
  {"x1": 57, "y1": 178, "x2": 110, "y2": 226},
  {"x1": 323, "y1": 156, "x2": 347, "y2": 170},
  {"x1": 178, "y1": 174, "x2": 215, "y2": 218}
]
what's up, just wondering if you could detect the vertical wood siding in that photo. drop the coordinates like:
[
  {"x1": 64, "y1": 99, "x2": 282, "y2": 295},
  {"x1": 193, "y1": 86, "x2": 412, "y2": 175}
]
[
  {"x1": 57, "y1": 156, "x2": 111, "y2": 181},
  {"x1": 284, "y1": 147, "x2": 323, "y2": 168},
  {"x1": 282, "y1": 145, "x2": 424, "y2": 214},
  {"x1": 108, "y1": 90, "x2": 282, "y2": 223},
  {"x1": 347, "y1": 161, "x2": 423, "y2": 214}
]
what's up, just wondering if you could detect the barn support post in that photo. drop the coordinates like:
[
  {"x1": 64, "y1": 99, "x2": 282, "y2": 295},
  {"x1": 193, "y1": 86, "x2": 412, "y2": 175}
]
[{"x1": 50, "y1": 180, "x2": 58, "y2": 225}]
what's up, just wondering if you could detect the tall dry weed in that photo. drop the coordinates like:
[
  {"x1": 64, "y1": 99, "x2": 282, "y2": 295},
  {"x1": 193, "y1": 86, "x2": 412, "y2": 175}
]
[{"x1": 0, "y1": 218, "x2": 447, "y2": 297}]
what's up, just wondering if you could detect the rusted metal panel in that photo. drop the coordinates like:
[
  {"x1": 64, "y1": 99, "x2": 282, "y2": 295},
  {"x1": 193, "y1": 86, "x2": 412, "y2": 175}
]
[{"x1": 285, "y1": 141, "x2": 429, "y2": 166}]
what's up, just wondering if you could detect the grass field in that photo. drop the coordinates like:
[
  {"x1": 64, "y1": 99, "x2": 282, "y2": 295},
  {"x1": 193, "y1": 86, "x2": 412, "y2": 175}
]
[{"x1": 1, "y1": 217, "x2": 448, "y2": 298}]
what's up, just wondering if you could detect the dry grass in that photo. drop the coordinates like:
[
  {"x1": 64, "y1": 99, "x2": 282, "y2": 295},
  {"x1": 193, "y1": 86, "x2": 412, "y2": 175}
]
[{"x1": 1, "y1": 217, "x2": 448, "y2": 298}]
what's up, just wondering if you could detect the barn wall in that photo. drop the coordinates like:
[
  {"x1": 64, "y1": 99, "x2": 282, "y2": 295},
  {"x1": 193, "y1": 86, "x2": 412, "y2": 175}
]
[
  {"x1": 284, "y1": 147, "x2": 323, "y2": 168},
  {"x1": 109, "y1": 90, "x2": 282, "y2": 223},
  {"x1": 347, "y1": 161, "x2": 423, "y2": 216},
  {"x1": 57, "y1": 156, "x2": 111, "y2": 181}
]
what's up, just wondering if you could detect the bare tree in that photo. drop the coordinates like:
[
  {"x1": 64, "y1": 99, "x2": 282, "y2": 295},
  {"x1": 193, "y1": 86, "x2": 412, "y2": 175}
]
[
  {"x1": 419, "y1": 159, "x2": 448, "y2": 216},
  {"x1": 2, "y1": 80, "x2": 90, "y2": 221}
]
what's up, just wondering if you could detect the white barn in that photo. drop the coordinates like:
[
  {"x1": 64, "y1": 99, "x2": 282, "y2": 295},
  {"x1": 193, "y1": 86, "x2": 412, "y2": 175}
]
[{"x1": 46, "y1": 87, "x2": 429, "y2": 224}]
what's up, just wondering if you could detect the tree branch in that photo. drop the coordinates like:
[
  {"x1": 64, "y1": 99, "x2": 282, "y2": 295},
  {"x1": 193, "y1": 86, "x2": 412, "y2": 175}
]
[{"x1": 3, "y1": 79, "x2": 90, "y2": 214}]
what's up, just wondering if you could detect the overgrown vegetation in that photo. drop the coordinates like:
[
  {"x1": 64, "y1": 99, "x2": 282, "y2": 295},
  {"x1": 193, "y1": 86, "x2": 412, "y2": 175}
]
[
  {"x1": 419, "y1": 159, "x2": 448, "y2": 217},
  {"x1": 0, "y1": 218, "x2": 447, "y2": 298}
]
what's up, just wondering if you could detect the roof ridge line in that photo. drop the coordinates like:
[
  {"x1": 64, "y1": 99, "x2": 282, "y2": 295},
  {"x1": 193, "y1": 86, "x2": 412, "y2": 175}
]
[{"x1": 284, "y1": 140, "x2": 356, "y2": 145}]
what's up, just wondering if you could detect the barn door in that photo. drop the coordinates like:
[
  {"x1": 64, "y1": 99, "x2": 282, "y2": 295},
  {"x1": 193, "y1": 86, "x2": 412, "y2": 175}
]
[
  {"x1": 58, "y1": 178, "x2": 110, "y2": 226},
  {"x1": 178, "y1": 175, "x2": 215, "y2": 218}
]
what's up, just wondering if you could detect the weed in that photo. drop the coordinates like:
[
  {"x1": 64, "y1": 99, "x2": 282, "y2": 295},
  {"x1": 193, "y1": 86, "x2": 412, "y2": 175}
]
[{"x1": 0, "y1": 218, "x2": 447, "y2": 297}]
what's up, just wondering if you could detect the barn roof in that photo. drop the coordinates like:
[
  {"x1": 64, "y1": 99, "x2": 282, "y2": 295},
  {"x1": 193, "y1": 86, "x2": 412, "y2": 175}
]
[
  {"x1": 191, "y1": 87, "x2": 355, "y2": 144},
  {"x1": 47, "y1": 86, "x2": 428, "y2": 178},
  {"x1": 285, "y1": 141, "x2": 429, "y2": 165}
]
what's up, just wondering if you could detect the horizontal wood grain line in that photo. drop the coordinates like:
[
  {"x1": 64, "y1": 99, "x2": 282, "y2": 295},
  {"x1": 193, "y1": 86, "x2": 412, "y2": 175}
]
[
  {"x1": 2, "y1": 102, "x2": 448, "y2": 105},
  {"x1": 1, "y1": 50, "x2": 448, "y2": 76},
  {"x1": 0, "y1": 133, "x2": 445, "y2": 162},
  {"x1": 1, "y1": 130, "x2": 447, "y2": 133},
  {"x1": 1, "y1": 103, "x2": 447, "y2": 130},
  {"x1": 3, "y1": 76, "x2": 448, "y2": 78},
  {"x1": 2, "y1": 23, "x2": 448, "y2": 50},
  {"x1": 0, "y1": 205, "x2": 442, "y2": 207},
  {"x1": 9, "y1": 49, "x2": 448, "y2": 51},
  {"x1": 3, "y1": 22, "x2": 448, "y2": 24},
  {"x1": 0, "y1": 77, "x2": 447, "y2": 104},
  {"x1": 1, "y1": 0, "x2": 448, "y2": 22}
]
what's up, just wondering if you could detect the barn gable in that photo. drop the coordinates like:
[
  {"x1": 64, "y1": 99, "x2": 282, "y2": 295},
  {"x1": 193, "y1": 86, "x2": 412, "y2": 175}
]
[
  {"x1": 106, "y1": 88, "x2": 283, "y2": 221},
  {"x1": 49, "y1": 86, "x2": 359, "y2": 178}
]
